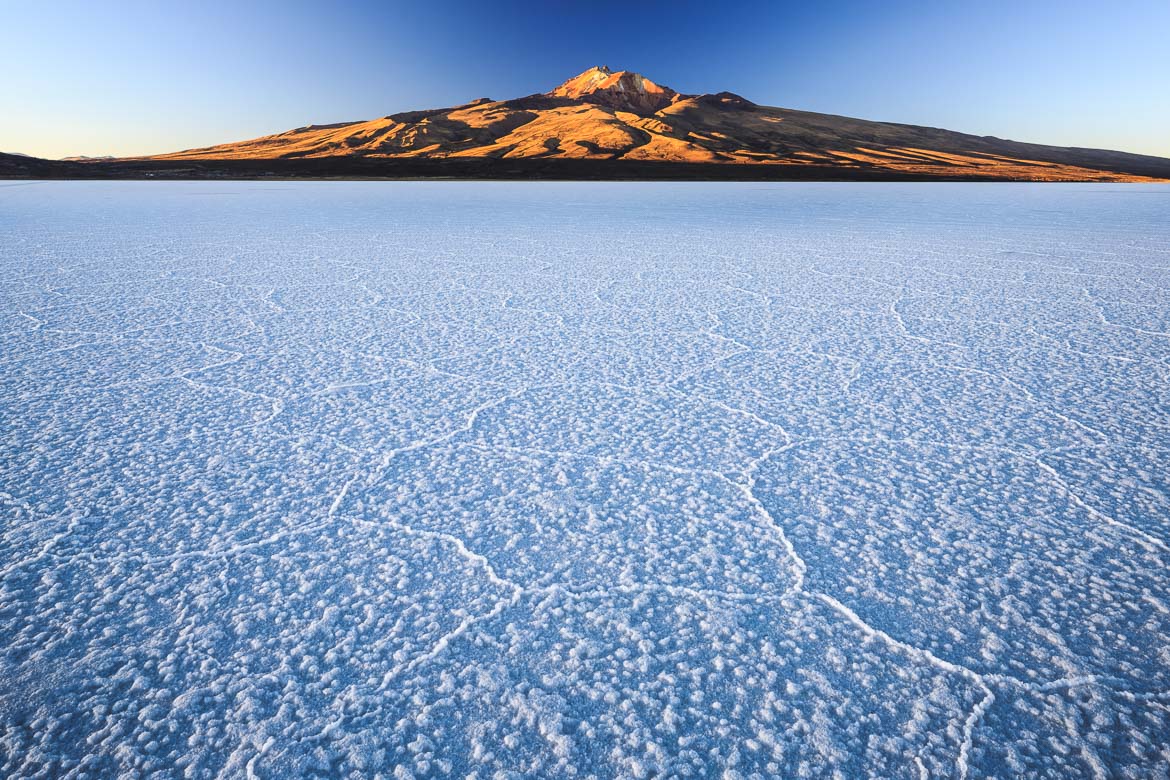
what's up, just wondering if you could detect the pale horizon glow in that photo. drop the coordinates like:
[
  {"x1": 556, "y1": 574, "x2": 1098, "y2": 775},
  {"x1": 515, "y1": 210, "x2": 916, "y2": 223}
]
[{"x1": 2, "y1": 0, "x2": 1168, "y2": 160}]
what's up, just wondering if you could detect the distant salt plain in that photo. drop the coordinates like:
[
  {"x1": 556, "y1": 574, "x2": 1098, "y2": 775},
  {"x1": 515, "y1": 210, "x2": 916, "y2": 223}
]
[{"x1": 1, "y1": 181, "x2": 1168, "y2": 778}]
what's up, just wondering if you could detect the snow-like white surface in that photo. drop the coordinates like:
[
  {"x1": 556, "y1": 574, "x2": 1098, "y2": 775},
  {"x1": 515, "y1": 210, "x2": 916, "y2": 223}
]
[{"x1": 1, "y1": 180, "x2": 1169, "y2": 778}]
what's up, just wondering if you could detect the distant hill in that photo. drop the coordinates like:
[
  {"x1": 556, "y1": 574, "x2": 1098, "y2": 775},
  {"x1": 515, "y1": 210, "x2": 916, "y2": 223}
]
[
  {"x1": 1, "y1": 152, "x2": 83, "y2": 178},
  {"x1": 6, "y1": 67, "x2": 1170, "y2": 181}
]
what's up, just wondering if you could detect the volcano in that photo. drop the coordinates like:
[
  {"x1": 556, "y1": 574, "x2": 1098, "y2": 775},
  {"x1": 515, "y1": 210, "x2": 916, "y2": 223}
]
[{"x1": 12, "y1": 67, "x2": 1170, "y2": 181}]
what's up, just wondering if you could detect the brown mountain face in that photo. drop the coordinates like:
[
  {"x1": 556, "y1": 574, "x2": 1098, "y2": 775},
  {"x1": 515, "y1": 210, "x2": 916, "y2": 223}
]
[{"x1": 137, "y1": 67, "x2": 1169, "y2": 181}]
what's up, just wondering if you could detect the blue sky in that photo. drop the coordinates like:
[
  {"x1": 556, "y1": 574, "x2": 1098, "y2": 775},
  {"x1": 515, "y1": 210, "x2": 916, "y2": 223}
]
[{"x1": 3, "y1": 0, "x2": 1168, "y2": 159}]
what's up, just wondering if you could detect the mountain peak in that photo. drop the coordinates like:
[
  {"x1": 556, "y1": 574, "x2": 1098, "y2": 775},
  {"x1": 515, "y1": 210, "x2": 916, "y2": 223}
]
[{"x1": 548, "y1": 66, "x2": 680, "y2": 114}]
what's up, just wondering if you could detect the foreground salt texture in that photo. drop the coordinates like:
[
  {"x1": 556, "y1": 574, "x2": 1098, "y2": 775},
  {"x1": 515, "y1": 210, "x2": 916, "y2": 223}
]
[{"x1": 1, "y1": 181, "x2": 1168, "y2": 778}]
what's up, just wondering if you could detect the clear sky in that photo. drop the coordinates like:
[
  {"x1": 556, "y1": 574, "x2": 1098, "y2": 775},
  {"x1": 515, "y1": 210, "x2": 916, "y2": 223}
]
[{"x1": 3, "y1": 0, "x2": 1168, "y2": 159}]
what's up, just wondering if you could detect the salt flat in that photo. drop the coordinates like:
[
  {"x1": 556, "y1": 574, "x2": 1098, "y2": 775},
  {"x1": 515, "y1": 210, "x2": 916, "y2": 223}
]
[{"x1": 1, "y1": 181, "x2": 1168, "y2": 778}]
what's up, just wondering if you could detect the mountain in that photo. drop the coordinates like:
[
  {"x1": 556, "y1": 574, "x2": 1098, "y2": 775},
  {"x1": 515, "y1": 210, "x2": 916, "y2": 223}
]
[
  {"x1": 125, "y1": 66, "x2": 1170, "y2": 181},
  {"x1": 6, "y1": 67, "x2": 1169, "y2": 181}
]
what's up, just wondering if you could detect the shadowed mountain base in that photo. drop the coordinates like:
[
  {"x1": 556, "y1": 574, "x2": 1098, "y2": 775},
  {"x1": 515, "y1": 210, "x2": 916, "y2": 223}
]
[{"x1": 4, "y1": 154, "x2": 1170, "y2": 182}]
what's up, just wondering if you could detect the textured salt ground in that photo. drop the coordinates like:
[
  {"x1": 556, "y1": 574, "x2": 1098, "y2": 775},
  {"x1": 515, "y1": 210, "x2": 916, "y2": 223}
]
[{"x1": 1, "y1": 181, "x2": 1169, "y2": 778}]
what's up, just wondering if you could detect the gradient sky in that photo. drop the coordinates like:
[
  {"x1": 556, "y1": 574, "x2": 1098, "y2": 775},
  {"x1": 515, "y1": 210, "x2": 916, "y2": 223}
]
[{"x1": 3, "y1": 0, "x2": 1168, "y2": 159}]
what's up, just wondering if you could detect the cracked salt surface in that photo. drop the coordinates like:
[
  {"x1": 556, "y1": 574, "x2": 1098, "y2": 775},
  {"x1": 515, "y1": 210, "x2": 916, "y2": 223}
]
[{"x1": 1, "y1": 181, "x2": 1168, "y2": 778}]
